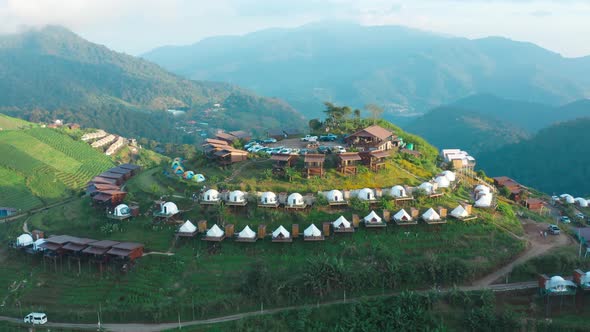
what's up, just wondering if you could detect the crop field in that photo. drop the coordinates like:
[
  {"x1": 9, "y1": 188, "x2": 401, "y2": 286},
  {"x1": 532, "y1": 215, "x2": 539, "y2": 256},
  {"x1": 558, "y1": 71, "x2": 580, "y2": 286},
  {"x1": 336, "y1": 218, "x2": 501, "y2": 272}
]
[
  {"x1": 0, "y1": 128, "x2": 114, "y2": 211},
  {"x1": 0, "y1": 113, "x2": 31, "y2": 130}
]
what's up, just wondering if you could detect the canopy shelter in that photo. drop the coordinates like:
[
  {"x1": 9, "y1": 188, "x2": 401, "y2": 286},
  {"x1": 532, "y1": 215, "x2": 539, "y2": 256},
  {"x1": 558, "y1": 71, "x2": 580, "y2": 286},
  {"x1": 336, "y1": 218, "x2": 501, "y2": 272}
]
[
  {"x1": 333, "y1": 215, "x2": 354, "y2": 233},
  {"x1": 177, "y1": 220, "x2": 198, "y2": 237},
  {"x1": 304, "y1": 224, "x2": 324, "y2": 241},
  {"x1": 272, "y1": 225, "x2": 292, "y2": 242},
  {"x1": 393, "y1": 209, "x2": 416, "y2": 225},
  {"x1": 259, "y1": 191, "x2": 279, "y2": 208},
  {"x1": 364, "y1": 210, "x2": 385, "y2": 228},
  {"x1": 235, "y1": 225, "x2": 258, "y2": 242},
  {"x1": 203, "y1": 224, "x2": 225, "y2": 242}
]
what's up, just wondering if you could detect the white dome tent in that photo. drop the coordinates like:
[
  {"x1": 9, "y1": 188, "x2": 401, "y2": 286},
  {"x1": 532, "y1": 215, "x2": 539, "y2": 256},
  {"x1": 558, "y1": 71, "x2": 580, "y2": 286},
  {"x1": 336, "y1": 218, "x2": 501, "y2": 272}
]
[
  {"x1": 364, "y1": 210, "x2": 383, "y2": 224},
  {"x1": 260, "y1": 192, "x2": 277, "y2": 205},
  {"x1": 393, "y1": 209, "x2": 412, "y2": 222},
  {"x1": 441, "y1": 170, "x2": 456, "y2": 182},
  {"x1": 304, "y1": 224, "x2": 323, "y2": 240},
  {"x1": 575, "y1": 197, "x2": 588, "y2": 207},
  {"x1": 206, "y1": 224, "x2": 225, "y2": 239},
  {"x1": 559, "y1": 194, "x2": 574, "y2": 204},
  {"x1": 202, "y1": 189, "x2": 220, "y2": 202},
  {"x1": 326, "y1": 190, "x2": 344, "y2": 203},
  {"x1": 178, "y1": 220, "x2": 197, "y2": 234},
  {"x1": 474, "y1": 185, "x2": 491, "y2": 198},
  {"x1": 236, "y1": 225, "x2": 257, "y2": 241},
  {"x1": 475, "y1": 193, "x2": 493, "y2": 208},
  {"x1": 357, "y1": 188, "x2": 376, "y2": 201},
  {"x1": 390, "y1": 185, "x2": 407, "y2": 198},
  {"x1": 160, "y1": 202, "x2": 179, "y2": 216},
  {"x1": 33, "y1": 238, "x2": 46, "y2": 252},
  {"x1": 580, "y1": 272, "x2": 590, "y2": 288},
  {"x1": 545, "y1": 275, "x2": 576, "y2": 293},
  {"x1": 272, "y1": 225, "x2": 291, "y2": 242},
  {"x1": 113, "y1": 204, "x2": 131, "y2": 217},
  {"x1": 450, "y1": 205, "x2": 469, "y2": 219},
  {"x1": 333, "y1": 216, "x2": 352, "y2": 230},
  {"x1": 418, "y1": 182, "x2": 434, "y2": 195},
  {"x1": 422, "y1": 208, "x2": 441, "y2": 222},
  {"x1": 229, "y1": 190, "x2": 246, "y2": 203},
  {"x1": 16, "y1": 234, "x2": 34, "y2": 247},
  {"x1": 435, "y1": 176, "x2": 450, "y2": 188},
  {"x1": 287, "y1": 193, "x2": 305, "y2": 207}
]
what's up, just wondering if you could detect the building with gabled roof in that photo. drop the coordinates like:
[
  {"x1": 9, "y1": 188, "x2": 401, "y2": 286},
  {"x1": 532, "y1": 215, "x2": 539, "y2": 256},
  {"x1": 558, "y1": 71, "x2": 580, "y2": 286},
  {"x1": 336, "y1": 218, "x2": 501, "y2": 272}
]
[{"x1": 344, "y1": 125, "x2": 397, "y2": 151}]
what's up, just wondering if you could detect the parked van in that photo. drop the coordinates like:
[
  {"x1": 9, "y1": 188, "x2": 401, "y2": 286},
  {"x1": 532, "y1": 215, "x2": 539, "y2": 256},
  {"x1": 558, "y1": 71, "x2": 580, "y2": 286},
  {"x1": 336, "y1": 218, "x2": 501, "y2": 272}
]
[{"x1": 24, "y1": 312, "x2": 47, "y2": 325}]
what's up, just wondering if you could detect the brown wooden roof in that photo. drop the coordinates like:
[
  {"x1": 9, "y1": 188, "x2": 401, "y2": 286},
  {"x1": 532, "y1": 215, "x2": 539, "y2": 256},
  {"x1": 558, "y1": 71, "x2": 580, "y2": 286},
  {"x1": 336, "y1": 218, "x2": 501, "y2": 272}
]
[
  {"x1": 90, "y1": 177, "x2": 118, "y2": 185},
  {"x1": 92, "y1": 193, "x2": 112, "y2": 202},
  {"x1": 216, "y1": 132, "x2": 238, "y2": 141},
  {"x1": 88, "y1": 240, "x2": 121, "y2": 248},
  {"x1": 370, "y1": 150, "x2": 391, "y2": 158},
  {"x1": 271, "y1": 154, "x2": 296, "y2": 162},
  {"x1": 46, "y1": 235, "x2": 79, "y2": 245},
  {"x1": 349, "y1": 125, "x2": 393, "y2": 140},
  {"x1": 338, "y1": 152, "x2": 362, "y2": 161},
  {"x1": 112, "y1": 242, "x2": 144, "y2": 250},
  {"x1": 118, "y1": 163, "x2": 141, "y2": 170},
  {"x1": 304, "y1": 154, "x2": 325, "y2": 163},
  {"x1": 99, "y1": 172, "x2": 125, "y2": 180},
  {"x1": 204, "y1": 138, "x2": 229, "y2": 146},
  {"x1": 108, "y1": 167, "x2": 132, "y2": 175}
]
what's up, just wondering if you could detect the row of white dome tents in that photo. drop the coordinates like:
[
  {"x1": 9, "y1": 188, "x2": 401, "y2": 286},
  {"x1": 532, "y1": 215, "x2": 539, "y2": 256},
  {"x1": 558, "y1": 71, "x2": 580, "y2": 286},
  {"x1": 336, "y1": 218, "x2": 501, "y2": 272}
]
[
  {"x1": 199, "y1": 189, "x2": 309, "y2": 208},
  {"x1": 557, "y1": 194, "x2": 589, "y2": 207}
]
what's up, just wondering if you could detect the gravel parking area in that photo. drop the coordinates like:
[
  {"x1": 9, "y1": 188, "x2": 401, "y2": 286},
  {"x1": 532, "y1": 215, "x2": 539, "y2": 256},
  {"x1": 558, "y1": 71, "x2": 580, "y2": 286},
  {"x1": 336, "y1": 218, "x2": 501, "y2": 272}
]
[{"x1": 265, "y1": 138, "x2": 343, "y2": 149}]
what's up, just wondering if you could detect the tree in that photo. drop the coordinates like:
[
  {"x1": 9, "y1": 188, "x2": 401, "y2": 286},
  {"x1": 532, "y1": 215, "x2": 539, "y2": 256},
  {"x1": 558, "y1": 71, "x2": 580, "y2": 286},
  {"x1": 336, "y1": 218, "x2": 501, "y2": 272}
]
[
  {"x1": 308, "y1": 118, "x2": 322, "y2": 132},
  {"x1": 366, "y1": 104, "x2": 384, "y2": 124}
]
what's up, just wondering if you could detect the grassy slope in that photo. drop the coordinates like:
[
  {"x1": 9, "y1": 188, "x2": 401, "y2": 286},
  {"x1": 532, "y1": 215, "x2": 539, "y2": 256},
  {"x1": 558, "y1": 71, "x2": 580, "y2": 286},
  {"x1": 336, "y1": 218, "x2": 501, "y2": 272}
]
[
  {"x1": 0, "y1": 120, "x2": 114, "y2": 210},
  {"x1": 0, "y1": 113, "x2": 31, "y2": 129}
]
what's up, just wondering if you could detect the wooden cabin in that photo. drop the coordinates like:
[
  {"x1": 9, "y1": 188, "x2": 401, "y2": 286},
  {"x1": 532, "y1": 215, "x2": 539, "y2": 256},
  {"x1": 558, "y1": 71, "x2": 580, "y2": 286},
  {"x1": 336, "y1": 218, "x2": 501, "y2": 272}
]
[
  {"x1": 360, "y1": 150, "x2": 390, "y2": 172},
  {"x1": 107, "y1": 242, "x2": 144, "y2": 261},
  {"x1": 118, "y1": 163, "x2": 141, "y2": 176},
  {"x1": 524, "y1": 198, "x2": 545, "y2": 211},
  {"x1": 92, "y1": 190, "x2": 127, "y2": 206},
  {"x1": 214, "y1": 149, "x2": 249, "y2": 166},
  {"x1": 107, "y1": 166, "x2": 133, "y2": 180},
  {"x1": 304, "y1": 154, "x2": 325, "y2": 178},
  {"x1": 82, "y1": 240, "x2": 120, "y2": 257},
  {"x1": 344, "y1": 125, "x2": 397, "y2": 152},
  {"x1": 89, "y1": 176, "x2": 119, "y2": 186},
  {"x1": 271, "y1": 154, "x2": 298, "y2": 176},
  {"x1": 337, "y1": 152, "x2": 362, "y2": 175},
  {"x1": 98, "y1": 172, "x2": 125, "y2": 185}
]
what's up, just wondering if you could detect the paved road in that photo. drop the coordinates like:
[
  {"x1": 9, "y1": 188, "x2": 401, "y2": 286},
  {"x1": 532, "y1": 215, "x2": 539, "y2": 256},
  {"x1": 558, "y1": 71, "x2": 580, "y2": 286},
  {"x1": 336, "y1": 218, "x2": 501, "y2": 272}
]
[{"x1": 0, "y1": 281, "x2": 540, "y2": 332}]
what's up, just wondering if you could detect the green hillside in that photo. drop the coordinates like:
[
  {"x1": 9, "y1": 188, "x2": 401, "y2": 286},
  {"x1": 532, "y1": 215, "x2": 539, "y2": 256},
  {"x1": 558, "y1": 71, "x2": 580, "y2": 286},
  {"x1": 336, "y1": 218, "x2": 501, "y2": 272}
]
[
  {"x1": 0, "y1": 113, "x2": 32, "y2": 130},
  {"x1": 478, "y1": 118, "x2": 590, "y2": 196},
  {"x1": 0, "y1": 118, "x2": 114, "y2": 211},
  {"x1": 0, "y1": 26, "x2": 305, "y2": 143}
]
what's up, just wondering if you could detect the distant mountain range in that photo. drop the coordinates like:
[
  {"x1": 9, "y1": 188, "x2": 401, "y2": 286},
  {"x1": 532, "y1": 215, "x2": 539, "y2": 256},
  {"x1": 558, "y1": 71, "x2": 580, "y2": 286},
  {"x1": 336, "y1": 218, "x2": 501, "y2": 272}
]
[
  {"x1": 405, "y1": 94, "x2": 590, "y2": 154},
  {"x1": 143, "y1": 22, "x2": 590, "y2": 119},
  {"x1": 478, "y1": 118, "x2": 590, "y2": 196},
  {"x1": 0, "y1": 26, "x2": 304, "y2": 142}
]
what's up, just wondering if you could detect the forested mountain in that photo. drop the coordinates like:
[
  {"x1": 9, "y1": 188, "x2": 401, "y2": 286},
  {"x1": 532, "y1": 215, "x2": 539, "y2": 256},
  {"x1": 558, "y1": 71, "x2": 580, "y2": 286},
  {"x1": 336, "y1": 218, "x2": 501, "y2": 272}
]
[
  {"x1": 143, "y1": 22, "x2": 590, "y2": 119},
  {"x1": 478, "y1": 118, "x2": 590, "y2": 196},
  {"x1": 405, "y1": 95, "x2": 590, "y2": 154},
  {"x1": 0, "y1": 26, "x2": 304, "y2": 142}
]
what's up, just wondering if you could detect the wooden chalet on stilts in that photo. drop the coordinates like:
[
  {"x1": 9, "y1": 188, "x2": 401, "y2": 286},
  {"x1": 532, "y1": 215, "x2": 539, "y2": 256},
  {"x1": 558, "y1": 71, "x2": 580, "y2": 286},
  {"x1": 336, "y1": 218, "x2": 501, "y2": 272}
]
[
  {"x1": 337, "y1": 152, "x2": 362, "y2": 175},
  {"x1": 270, "y1": 154, "x2": 298, "y2": 176},
  {"x1": 304, "y1": 154, "x2": 325, "y2": 178},
  {"x1": 360, "y1": 150, "x2": 390, "y2": 172}
]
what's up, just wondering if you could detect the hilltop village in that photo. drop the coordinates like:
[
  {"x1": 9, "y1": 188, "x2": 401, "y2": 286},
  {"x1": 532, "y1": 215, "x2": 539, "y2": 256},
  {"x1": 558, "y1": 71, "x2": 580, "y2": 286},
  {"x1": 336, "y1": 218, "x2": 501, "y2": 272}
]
[{"x1": 1, "y1": 113, "x2": 590, "y2": 330}]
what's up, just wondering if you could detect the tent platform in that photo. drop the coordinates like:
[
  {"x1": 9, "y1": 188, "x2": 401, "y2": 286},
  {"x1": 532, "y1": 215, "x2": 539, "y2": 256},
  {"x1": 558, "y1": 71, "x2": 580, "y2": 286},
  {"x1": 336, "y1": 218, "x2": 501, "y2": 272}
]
[
  {"x1": 272, "y1": 238, "x2": 293, "y2": 243},
  {"x1": 428, "y1": 193, "x2": 444, "y2": 199},
  {"x1": 394, "y1": 197, "x2": 414, "y2": 202},
  {"x1": 234, "y1": 237, "x2": 258, "y2": 243},
  {"x1": 200, "y1": 201, "x2": 221, "y2": 205},
  {"x1": 106, "y1": 214, "x2": 131, "y2": 220},
  {"x1": 202, "y1": 236, "x2": 225, "y2": 242},
  {"x1": 328, "y1": 201, "x2": 348, "y2": 206},
  {"x1": 285, "y1": 204, "x2": 307, "y2": 210},
  {"x1": 304, "y1": 236, "x2": 325, "y2": 241},
  {"x1": 334, "y1": 228, "x2": 355, "y2": 233},
  {"x1": 226, "y1": 201, "x2": 248, "y2": 206},
  {"x1": 258, "y1": 203, "x2": 280, "y2": 208},
  {"x1": 176, "y1": 231, "x2": 198, "y2": 238},
  {"x1": 364, "y1": 222, "x2": 387, "y2": 228},
  {"x1": 394, "y1": 220, "x2": 418, "y2": 226},
  {"x1": 423, "y1": 219, "x2": 447, "y2": 225}
]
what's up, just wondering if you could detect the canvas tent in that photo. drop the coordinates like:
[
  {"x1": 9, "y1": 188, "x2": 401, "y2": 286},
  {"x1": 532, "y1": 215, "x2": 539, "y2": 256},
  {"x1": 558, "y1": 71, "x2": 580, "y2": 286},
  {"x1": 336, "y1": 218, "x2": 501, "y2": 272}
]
[
  {"x1": 206, "y1": 224, "x2": 224, "y2": 238},
  {"x1": 364, "y1": 210, "x2": 382, "y2": 223},
  {"x1": 304, "y1": 224, "x2": 322, "y2": 237},
  {"x1": 580, "y1": 272, "x2": 590, "y2": 288},
  {"x1": 560, "y1": 194, "x2": 575, "y2": 204},
  {"x1": 16, "y1": 234, "x2": 34, "y2": 247},
  {"x1": 422, "y1": 208, "x2": 441, "y2": 221},
  {"x1": 333, "y1": 216, "x2": 351, "y2": 229},
  {"x1": 390, "y1": 185, "x2": 407, "y2": 198},
  {"x1": 194, "y1": 174, "x2": 206, "y2": 182},
  {"x1": 450, "y1": 205, "x2": 469, "y2": 219},
  {"x1": 237, "y1": 225, "x2": 257, "y2": 240},
  {"x1": 113, "y1": 204, "x2": 130, "y2": 217},
  {"x1": 179, "y1": 220, "x2": 197, "y2": 233},
  {"x1": 33, "y1": 238, "x2": 46, "y2": 252},
  {"x1": 272, "y1": 225, "x2": 291, "y2": 239},
  {"x1": 393, "y1": 209, "x2": 412, "y2": 222},
  {"x1": 475, "y1": 185, "x2": 491, "y2": 195},
  {"x1": 358, "y1": 188, "x2": 376, "y2": 201}
]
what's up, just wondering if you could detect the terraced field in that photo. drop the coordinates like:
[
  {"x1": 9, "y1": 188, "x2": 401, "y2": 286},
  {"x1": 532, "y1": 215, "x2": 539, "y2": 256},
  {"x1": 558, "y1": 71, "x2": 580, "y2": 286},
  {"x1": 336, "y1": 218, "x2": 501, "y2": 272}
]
[{"x1": 0, "y1": 122, "x2": 114, "y2": 212}]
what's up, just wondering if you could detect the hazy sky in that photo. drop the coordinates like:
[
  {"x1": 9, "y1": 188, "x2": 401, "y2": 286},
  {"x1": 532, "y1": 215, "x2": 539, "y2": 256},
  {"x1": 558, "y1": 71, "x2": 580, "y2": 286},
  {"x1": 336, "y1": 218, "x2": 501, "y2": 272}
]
[{"x1": 1, "y1": 0, "x2": 589, "y2": 57}]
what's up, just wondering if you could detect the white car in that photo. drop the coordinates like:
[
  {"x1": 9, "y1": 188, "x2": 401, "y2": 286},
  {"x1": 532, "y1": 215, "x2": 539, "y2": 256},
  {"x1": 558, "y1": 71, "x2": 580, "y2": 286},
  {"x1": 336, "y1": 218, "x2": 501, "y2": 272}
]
[
  {"x1": 279, "y1": 148, "x2": 292, "y2": 154},
  {"x1": 247, "y1": 144, "x2": 262, "y2": 152},
  {"x1": 301, "y1": 135, "x2": 318, "y2": 142},
  {"x1": 332, "y1": 146, "x2": 346, "y2": 153},
  {"x1": 251, "y1": 146, "x2": 265, "y2": 153},
  {"x1": 24, "y1": 312, "x2": 47, "y2": 325}
]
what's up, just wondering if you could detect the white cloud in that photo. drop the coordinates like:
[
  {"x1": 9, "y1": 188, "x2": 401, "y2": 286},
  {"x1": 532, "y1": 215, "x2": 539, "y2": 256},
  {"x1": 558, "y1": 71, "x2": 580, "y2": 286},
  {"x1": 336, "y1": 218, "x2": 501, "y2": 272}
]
[{"x1": 0, "y1": 0, "x2": 588, "y2": 57}]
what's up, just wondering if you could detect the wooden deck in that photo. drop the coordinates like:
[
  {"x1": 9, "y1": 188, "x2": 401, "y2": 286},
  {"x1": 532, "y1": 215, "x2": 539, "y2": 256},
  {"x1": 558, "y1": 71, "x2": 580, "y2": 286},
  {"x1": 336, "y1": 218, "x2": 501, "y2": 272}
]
[
  {"x1": 394, "y1": 220, "x2": 418, "y2": 226},
  {"x1": 201, "y1": 236, "x2": 226, "y2": 242},
  {"x1": 423, "y1": 219, "x2": 447, "y2": 225},
  {"x1": 364, "y1": 222, "x2": 387, "y2": 228},
  {"x1": 333, "y1": 227, "x2": 355, "y2": 233},
  {"x1": 106, "y1": 214, "x2": 131, "y2": 220},
  {"x1": 234, "y1": 237, "x2": 258, "y2": 243},
  {"x1": 285, "y1": 204, "x2": 308, "y2": 210},
  {"x1": 272, "y1": 237, "x2": 293, "y2": 243},
  {"x1": 328, "y1": 201, "x2": 348, "y2": 206},
  {"x1": 258, "y1": 202, "x2": 280, "y2": 208},
  {"x1": 225, "y1": 201, "x2": 248, "y2": 207},
  {"x1": 176, "y1": 231, "x2": 198, "y2": 238},
  {"x1": 304, "y1": 236, "x2": 325, "y2": 241},
  {"x1": 200, "y1": 200, "x2": 221, "y2": 205}
]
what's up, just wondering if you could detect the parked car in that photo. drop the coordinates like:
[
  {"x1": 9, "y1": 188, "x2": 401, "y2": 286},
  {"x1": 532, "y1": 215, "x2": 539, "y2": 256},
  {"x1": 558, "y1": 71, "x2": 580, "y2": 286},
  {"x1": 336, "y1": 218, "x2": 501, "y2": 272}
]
[
  {"x1": 269, "y1": 147, "x2": 283, "y2": 154},
  {"x1": 560, "y1": 216, "x2": 571, "y2": 224},
  {"x1": 547, "y1": 224, "x2": 561, "y2": 235},
  {"x1": 263, "y1": 138, "x2": 277, "y2": 143},
  {"x1": 301, "y1": 135, "x2": 318, "y2": 142},
  {"x1": 251, "y1": 145, "x2": 265, "y2": 153},
  {"x1": 319, "y1": 133, "x2": 338, "y2": 141},
  {"x1": 299, "y1": 148, "x2": 309, "y2": 155},
  {"x1": 317, "y1": 146, "x2": 331, "y2": 154},
  {"x1": 279, "y1": 148, "x2": 292, "y2": 154},
  {"x1": 575, "y1": 212, "x2": 585, "y2": 220},
  {"x1": 290, "y1": 148, "x2": 300, "y2": 154},
  {"x1": 24, "y1": 312, "x2": 47, "y2": 325},
  {"x1": 244, "y1": 142, "x2": 257, "y2": 149},
  {"x1": 331, "y1": 146, "x2": 346, "y2": 153}
]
